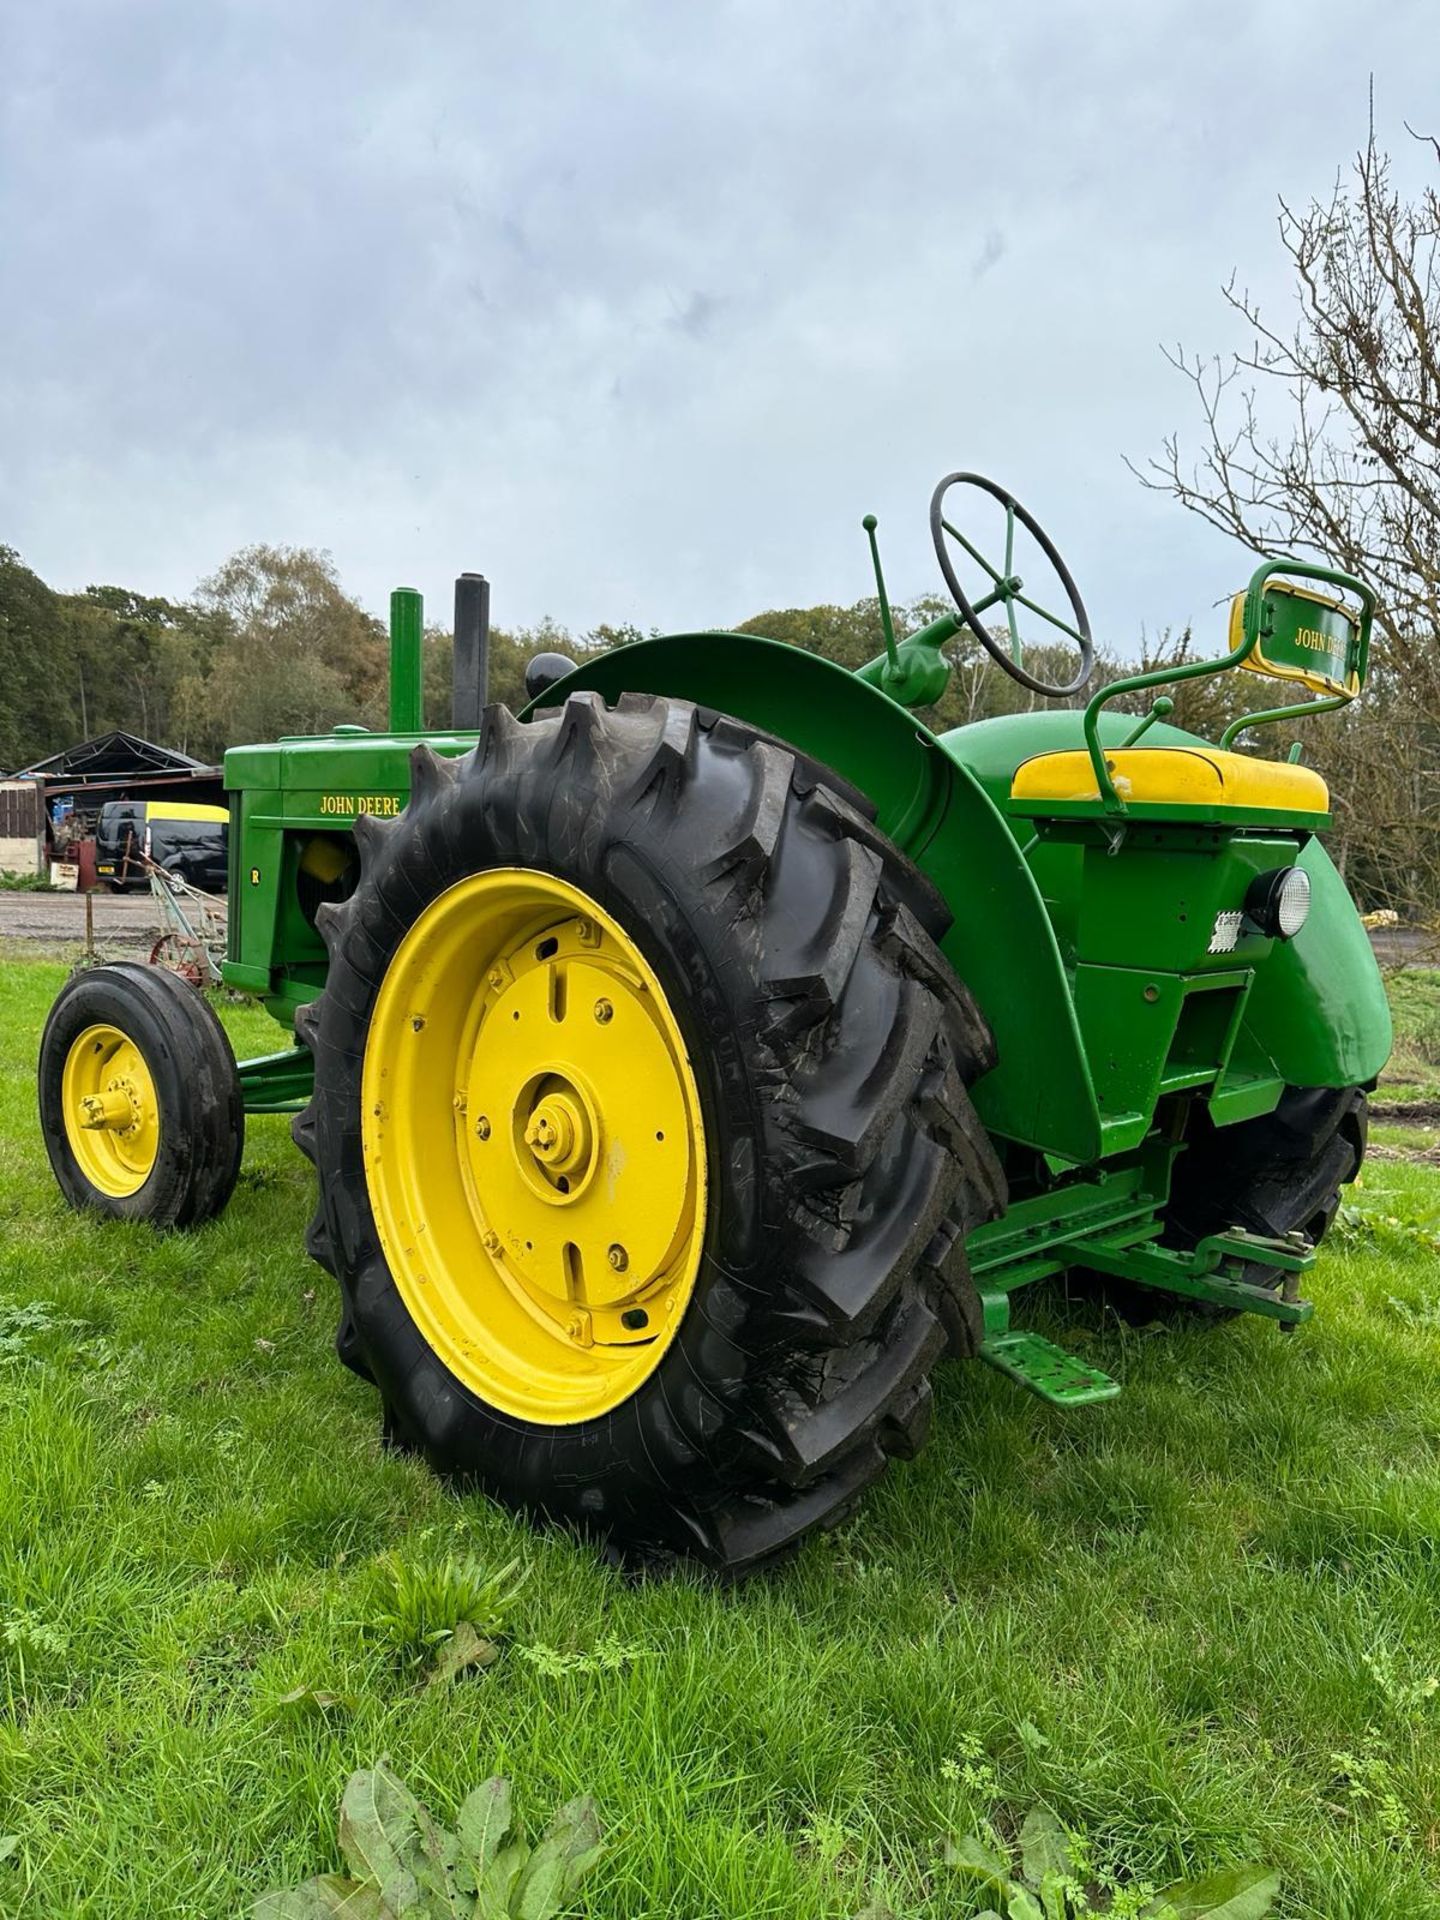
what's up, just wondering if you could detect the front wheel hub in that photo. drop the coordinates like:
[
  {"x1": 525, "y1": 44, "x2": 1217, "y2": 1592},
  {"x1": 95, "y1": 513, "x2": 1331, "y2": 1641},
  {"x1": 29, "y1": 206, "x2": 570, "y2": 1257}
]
[
  {"x1": 60, "y1": 1024, "x2": 160, "y2": 1195},
  {"x1": 361, "y1": 869, "x2": 708, "y2": 1424}
]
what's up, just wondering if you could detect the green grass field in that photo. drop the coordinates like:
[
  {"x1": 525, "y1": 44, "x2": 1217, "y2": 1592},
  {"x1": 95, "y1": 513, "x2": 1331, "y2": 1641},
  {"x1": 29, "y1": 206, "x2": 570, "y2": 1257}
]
[{"x1": 0, "y1": 955, "x2": 1437, "y2": 1918}]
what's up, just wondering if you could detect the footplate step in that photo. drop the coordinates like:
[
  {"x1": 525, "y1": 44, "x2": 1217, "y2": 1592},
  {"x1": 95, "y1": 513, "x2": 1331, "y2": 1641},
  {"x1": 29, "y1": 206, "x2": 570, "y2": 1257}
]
[{"x1": 979, "y1": 1330, "x2": 1121, "y2": 1407}]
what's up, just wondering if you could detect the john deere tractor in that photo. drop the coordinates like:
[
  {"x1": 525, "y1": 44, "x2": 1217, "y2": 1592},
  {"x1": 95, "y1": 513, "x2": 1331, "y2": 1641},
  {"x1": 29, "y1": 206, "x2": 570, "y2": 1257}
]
[{"x1": 38, "y1": 474, "x2": 1390, "y2": 1575}]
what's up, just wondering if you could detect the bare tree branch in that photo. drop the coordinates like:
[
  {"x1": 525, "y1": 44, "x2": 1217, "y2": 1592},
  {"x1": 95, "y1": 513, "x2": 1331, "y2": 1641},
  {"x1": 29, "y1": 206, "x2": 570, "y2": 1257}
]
[{"x1": 1135, "y1": 103, "x2": 1440, "y2": 916}]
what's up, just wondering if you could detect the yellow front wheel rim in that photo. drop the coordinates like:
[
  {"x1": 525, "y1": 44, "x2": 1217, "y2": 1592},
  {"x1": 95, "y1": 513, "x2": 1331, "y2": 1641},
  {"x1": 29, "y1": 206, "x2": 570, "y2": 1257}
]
[
  {"x1": 61, "y1": 1023, "x2": 161, "y2": 1197},
  {"x1": 361, "y1": 869, "x2": 708, "y2": 1424}
]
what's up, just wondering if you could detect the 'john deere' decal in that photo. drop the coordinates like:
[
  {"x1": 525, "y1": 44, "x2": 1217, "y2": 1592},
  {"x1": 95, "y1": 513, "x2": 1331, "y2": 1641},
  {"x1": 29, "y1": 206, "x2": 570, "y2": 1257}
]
[{"x1": 318, "y1": 794, "x2": 403, "y2": 818}]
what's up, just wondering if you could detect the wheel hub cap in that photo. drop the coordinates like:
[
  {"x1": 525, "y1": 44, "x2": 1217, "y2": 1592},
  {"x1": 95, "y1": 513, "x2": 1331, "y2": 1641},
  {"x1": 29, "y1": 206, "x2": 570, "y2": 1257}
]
[
  {"x1": 521, "y1": 1086, "x2": 591, "y2": 1182},
  {"x1": 61, "y1": 1024, "x2": 160, "y2": 1195}
]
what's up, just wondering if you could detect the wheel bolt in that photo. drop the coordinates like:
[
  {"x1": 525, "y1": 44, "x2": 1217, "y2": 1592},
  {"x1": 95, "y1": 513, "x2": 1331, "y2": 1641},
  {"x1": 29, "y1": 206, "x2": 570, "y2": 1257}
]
[
  {"x1": 475, "y1": 1115, "x2": 491, "y2": 1140},
  {"x1": 594, "y1": 998, "x2": 613, "y2": 1024},
  {"x1": 608, "y1": 1244, "x2": 628, "y2": 1272},
  {"x1": 482, "y1": 1230, "x2": 501, "y2": 1254}
]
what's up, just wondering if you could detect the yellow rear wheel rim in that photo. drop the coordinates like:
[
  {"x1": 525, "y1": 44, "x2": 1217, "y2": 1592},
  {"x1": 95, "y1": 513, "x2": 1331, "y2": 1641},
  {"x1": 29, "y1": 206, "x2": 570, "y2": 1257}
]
[
  {"x1": 61, "y1": 1023, "x2": 161, "y2": 1197},
  {"x1": 361, "y1": 869, "x2": 708, "y2": 1424}
]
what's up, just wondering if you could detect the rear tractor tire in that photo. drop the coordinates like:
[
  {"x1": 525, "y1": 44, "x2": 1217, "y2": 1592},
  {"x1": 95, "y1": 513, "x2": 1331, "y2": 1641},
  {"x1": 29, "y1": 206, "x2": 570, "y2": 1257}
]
[
  {"x1": 39, "y1": 961, "x2": 244, "y2": 1228},
  {"x1": 1159, "y1": 1083, "x2": 1368, "y2": 1311},
  {"x1": 1093, "y1": 1083, "x2": 1368, "y2": 1323},
  {"x1": 293, "y1": 693, "x2": 1006, "y2": 1575}
]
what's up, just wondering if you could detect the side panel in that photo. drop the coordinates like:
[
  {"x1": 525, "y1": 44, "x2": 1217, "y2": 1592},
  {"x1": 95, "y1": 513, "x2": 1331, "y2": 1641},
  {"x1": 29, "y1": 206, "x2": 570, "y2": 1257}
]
[{"x1": 534, "y1": 635, "x2": 1105, "y2": 1161}]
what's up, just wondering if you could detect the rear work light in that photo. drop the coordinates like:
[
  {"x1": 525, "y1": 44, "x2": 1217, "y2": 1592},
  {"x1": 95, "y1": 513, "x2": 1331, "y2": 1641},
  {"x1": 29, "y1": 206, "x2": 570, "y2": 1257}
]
[{"x1": 1244, "y1": 865, "x2": 1311, "y2": 940}]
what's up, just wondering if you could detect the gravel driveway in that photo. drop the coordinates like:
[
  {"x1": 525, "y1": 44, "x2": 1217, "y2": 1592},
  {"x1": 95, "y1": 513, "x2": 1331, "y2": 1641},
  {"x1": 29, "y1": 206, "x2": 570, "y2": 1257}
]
[{"x1": 0, "y1": 890, "x2": 169, "y2": 960}]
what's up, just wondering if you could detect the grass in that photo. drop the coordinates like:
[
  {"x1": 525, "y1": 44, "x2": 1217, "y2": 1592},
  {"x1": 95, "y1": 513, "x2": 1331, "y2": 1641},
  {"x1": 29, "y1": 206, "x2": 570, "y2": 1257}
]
[
  {"x1": 0, "y1": 958, "x2": 1438, "y2": 1919},
  {"x1": 1376, "y1": 967, "x2": 1440, "y2": 1107}
]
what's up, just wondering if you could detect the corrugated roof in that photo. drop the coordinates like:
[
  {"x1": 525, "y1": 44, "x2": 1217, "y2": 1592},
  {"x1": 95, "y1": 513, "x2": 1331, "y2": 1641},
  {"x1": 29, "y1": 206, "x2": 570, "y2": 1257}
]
[{"x1": 13, "y1": 730, "x2": 218, "y2": 781}]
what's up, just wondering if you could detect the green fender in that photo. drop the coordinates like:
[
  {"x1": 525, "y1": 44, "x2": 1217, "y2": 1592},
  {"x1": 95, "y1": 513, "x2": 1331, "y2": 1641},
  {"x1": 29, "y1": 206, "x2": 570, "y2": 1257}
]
[
  {"x1": 531, "y1": 634, "x2": 1105, "y2": 1161},
  {"x1": 1246, "y1": 835, "x2": 1392, "y2": 1087}
]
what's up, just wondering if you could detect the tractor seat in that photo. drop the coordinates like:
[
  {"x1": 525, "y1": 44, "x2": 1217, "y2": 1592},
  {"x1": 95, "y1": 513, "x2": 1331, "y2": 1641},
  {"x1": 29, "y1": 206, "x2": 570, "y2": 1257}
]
[{"x1": 1010, "y1": 746, "x2": 1329, "y2": 818}]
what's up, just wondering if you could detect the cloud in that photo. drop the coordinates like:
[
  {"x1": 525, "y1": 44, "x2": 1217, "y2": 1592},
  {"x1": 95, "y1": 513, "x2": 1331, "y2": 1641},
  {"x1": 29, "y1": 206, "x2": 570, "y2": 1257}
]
[
  {"x1": 972, "y1": 229, "x2": 1007, "y2": 282},
  {"x1": 0, "y1": 0, "x2": 1432, "y2": 658},
  {"x1": 665, "y1": 290, "x2": 726, "y2": 341}
]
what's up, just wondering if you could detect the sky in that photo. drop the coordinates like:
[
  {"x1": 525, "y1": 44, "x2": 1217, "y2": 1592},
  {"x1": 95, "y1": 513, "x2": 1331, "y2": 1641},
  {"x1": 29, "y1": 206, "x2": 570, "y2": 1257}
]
[{"x1": 1, "y1": 0, "x2": 1434, "y2": 666}]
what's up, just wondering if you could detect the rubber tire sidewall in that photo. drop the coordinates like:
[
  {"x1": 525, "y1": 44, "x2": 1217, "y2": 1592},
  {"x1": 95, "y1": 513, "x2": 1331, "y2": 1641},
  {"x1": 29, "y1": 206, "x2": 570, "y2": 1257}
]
[
  {"x1": 38, "y1": 963, "x2": 244, "y2": 1229},
  {"x1": 332, "y1": 838, "x2": 774, "y2": 1550},
  {"x1": 300, "y1": 699, "x2": 1005, "y2": 1568}
]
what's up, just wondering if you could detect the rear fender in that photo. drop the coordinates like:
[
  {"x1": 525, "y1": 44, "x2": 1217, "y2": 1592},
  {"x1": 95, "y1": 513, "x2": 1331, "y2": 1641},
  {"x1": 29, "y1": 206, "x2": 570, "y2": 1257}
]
[{"x1": 530, "y1": 634, "x2": 1105, "y2": 1161}]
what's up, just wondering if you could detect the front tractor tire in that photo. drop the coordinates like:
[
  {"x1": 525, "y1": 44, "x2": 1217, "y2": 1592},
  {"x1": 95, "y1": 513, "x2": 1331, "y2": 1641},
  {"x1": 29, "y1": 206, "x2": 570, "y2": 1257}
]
[
  {"x1": 294, "y1": 694, "x2": 1005, "y2": 1575},
  {"x1": 39, "y1": 962, "x2": 244, "y2": 1228}
]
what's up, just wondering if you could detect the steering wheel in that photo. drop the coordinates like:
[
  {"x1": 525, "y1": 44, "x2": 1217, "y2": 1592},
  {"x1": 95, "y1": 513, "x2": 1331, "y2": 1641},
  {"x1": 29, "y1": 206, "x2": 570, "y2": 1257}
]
[{"x1": 930, "y1": 472, "x2": 1094, "y2": 699}]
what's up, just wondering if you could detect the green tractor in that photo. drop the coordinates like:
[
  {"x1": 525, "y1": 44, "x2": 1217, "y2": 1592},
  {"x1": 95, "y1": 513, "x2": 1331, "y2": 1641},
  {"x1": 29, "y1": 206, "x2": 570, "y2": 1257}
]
[{"x1": 37, "y1": 474, "x2": 1389, "y2": 1575}]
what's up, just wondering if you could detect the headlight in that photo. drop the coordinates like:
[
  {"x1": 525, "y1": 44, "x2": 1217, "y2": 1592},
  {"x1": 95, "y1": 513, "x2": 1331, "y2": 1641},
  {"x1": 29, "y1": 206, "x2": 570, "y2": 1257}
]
[{"x1": 1244, "y1": 866, "x2": 1311, "y2": 940}]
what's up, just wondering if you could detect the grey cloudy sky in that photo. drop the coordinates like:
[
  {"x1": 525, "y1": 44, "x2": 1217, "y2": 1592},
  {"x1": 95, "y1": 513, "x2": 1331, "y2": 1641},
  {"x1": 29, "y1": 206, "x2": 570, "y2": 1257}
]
[{"x1": 1, "y1": 1, "x2": 1434, "y2": 662}]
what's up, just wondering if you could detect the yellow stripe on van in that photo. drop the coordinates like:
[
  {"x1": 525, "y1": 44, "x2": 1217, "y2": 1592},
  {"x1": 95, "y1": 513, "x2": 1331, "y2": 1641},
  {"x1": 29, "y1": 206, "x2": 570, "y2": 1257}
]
[{"x1": 143, "y1": 803, "x2": 228, "y2": 825}]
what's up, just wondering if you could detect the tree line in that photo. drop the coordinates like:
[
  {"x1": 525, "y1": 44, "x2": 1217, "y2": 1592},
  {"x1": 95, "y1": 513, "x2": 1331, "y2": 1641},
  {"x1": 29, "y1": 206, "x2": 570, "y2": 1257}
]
[
  {"x1": 0, "y1": 535, "x2": 1236, "y2": 774},
  {"x1": 0, "y1": 538, "x2": 651, "y2": 771}
]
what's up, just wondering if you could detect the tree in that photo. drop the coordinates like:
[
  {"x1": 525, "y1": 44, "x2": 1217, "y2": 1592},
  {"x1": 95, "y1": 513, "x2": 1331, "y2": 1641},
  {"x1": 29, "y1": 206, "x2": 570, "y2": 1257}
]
[
  {"x1": 1136, "y1": 105, "x2": 1440, "y2": 913},
  {"x1": 0, "y1": 546, "x2": 73, "y2": 770},
  {"x1": 194, "y1": 545, "x2": 389, "y2": 756},
  {"x1": 55, "y1": 584, "x2": 217, "y2": 752}
]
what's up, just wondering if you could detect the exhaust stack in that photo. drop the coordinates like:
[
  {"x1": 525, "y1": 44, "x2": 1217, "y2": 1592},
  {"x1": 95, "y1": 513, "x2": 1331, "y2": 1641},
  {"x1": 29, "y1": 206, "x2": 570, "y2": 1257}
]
[{"x1": 452, "y1": 572, "x2": 490, "y2": 729}]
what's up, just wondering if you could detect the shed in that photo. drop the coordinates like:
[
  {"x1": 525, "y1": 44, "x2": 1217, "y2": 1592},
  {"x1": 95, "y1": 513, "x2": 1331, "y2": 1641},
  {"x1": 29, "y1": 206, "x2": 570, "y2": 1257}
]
[
  {"x1": 11, "y1": 731, "x2": 225, "y2": 865},
  {"x1": 0, "y1": 780, "x2": 44, "y2": 876}
]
